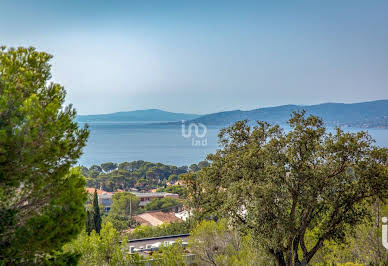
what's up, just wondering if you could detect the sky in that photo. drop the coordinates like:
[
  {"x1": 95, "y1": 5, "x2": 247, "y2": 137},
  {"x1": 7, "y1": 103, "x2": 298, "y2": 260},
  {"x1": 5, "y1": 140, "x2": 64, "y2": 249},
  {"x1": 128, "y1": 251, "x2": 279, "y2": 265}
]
[{"x1": 1, "y1": 0, "x2": 388, "y2": 115}]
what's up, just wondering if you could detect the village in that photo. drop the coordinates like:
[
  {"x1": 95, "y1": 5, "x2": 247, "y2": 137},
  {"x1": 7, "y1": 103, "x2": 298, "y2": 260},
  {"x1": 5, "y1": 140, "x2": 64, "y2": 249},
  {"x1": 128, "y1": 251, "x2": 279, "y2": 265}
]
[{"x1": 85, "y1": 187, "x2": 189, "y2": 227}]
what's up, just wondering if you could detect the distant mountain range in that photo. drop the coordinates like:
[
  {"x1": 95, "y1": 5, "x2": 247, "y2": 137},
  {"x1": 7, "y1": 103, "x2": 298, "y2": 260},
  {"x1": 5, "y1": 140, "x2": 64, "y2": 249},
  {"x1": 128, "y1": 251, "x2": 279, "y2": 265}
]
[
  {"x1": 76, "y1": 109, "x2": 200, "y2": 123},
  {"x1": 77, "y1": 100, "x2": 388, "y2": 128},
  {"x1": 188, "y1": 100, "x2": 388, "y2": 128}
]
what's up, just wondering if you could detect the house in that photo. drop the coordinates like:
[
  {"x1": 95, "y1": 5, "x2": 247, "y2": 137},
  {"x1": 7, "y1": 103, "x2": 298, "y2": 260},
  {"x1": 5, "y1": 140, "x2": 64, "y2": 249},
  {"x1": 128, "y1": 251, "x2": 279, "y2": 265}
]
[
  {"x1": 85, "y1": 188, "x2": 179, "y2": 212},
  {"x1": 98, "y1": 193, "x2": 113, "y2": 212},
  {"x1": 127, "y1": 234, "x2": 194, "y2": 262},
  {"x1": 85, "y1": 187, "x2": 113, "y2": 212}
]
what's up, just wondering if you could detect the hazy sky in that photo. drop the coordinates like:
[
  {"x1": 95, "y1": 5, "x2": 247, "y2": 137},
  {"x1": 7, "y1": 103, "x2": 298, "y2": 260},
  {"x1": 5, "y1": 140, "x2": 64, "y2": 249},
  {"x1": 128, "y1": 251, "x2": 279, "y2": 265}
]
[{"x1": 1, "y1": 0, "x2": 388, "y2": 115}]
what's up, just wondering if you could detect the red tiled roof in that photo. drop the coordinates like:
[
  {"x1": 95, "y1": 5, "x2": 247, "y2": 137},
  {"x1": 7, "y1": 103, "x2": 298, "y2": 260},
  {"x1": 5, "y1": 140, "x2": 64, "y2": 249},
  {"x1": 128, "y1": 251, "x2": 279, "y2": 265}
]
[
  {"x1": 134, "y1": 211, "x2": 181, "y2": 226},
  {"x1": 134, "y1": 215, "x2": 151, "y2": 226}
]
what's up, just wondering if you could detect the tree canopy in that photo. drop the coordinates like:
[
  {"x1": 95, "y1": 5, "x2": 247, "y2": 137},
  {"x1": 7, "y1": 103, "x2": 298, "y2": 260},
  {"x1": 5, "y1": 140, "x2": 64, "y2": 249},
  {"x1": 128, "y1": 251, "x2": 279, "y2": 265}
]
[
  {"x1": 64, "y1": 222, "x2": 142, "y2": 265},
  {"x1": 104, "y1": 192, "x2": 140, "y2": 231},
  {"x1": 101, "y1": 162, "x2": 117, "y2": 172},
  {"x1": 189, "y1": 219, "x2": 269, "y2": 265},
  {"x1": 144, "y1": 197, "x2": 181, "y2": 212},
  {"x1": 83, "y1": 160, "x2": 189, "y2": 192},
  {"x1": 0, "y1": 47, "x2": 89, "y2": 263},
  {"x1": 185, "y1": 111, "x2": 388, "y2": 266},
  {"x1": 157, "y1": 185, "x2": 187, "y2": 197}
]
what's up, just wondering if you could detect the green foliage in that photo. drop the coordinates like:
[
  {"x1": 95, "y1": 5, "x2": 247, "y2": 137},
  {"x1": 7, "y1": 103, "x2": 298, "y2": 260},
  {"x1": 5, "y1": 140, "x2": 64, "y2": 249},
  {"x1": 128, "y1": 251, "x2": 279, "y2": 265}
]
[
  {"x1": 189, "y1": 219, "x2": 270, "y2": 266},
  {"x1": 101, "y1": 162, "x2": 118, "y2": 172},
  {"x1": 128, "y1": 221, "x2": 191, "y2": 239},
  {"x1": 150, "y1": 240, "x2": 186, "y2": 266},
  {"x1": 197, "y1": 160, "x2": 210, "y2": 169},
  {"x1": 102, "y1": 215, "x2": 131, "y2": 233},
  {"x1": 104, "y1": 192, "x2": 140, "y2": 231},
  {"x1": 83, "y1": 160, "x2": 189, "y2": 192},
  {"x1": 310, "y1": 201, "x2": 388, "y2": 265},
  {"x1": 215, "y1": 235, "x2": 272, "y2": 266},
  {"x1": 0, "y1": 46, "x2": 89, "y2": 263},
  {"x1": 189, "y1": 161, "x2": 210, "y2": 173},
  {"x1": 168, "y1": 174, "x2": 179, "y2": 183},
  {"x1": 156, "y1": 185, "x2": 187, "y2": 197},
  {"x1": 89, "y1": 165, "x2": 102, "y2": 173},
  {"x1": 144, "y1": 197, "x2": 181, "y2": 212},
  {"x1": 185, "y1": 111, "x2": 388, "y2": 266},
  {"x1": 189, "y1": 164, "x2": 200, "y2": 172},
  {"x1": 86, "y1": 210, "x2": 93, "y2": 235},
  {"x1": 64, "y1": 222, "x2": 143, "y2": 265},
  {"x1": 42, "y1": 250, "x2": 81, "y2": 266},
  {"x1": 4, "y1": 169, "x2": 88, "y2": 262},
  {"x1": 92, "y1": 189, "x2": 102, "y2": 234},
  {"x1": 110, "y1": 192, "x2": 140, "y2": 217}
]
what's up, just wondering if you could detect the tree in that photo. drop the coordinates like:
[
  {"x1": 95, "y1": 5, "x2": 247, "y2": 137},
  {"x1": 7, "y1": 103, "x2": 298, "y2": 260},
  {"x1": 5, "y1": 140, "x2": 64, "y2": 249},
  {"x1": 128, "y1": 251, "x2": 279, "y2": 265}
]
[
  {"x1": 92, "y1": 189, "x2": 102, "y2": 234},
  {"x1": 128, "y1": 221, "x2": 192, "y2": 239},
  {"x1": 157, "y1": 185, "x2": 187, "y2": 197},
  {"x1": 89, "y1": 165, "x2": 102, "y2": 173},
  {"x1": 80, "y1": 166, "x2": 89, "y2": 177},
  {"x1": 198, "y1": 160, "x2": 210, "y2": 169},
  {"x1": 189, "y1": 164, "x2": 200, "y2": 172},
  {"x1": 105, "y1": 192, "x2": 139, "y2": 231},
  {"x1": 186, "y1": 111, "x2": 388, "y2": 266},
  {"x1": 101, "y1": 162, "x2": 117, "y2": 172},
  {"x1": 110, "y1": 192, "x2": 139, "y2": 217},
  {"x1": 0, "y1": 47, "x2": 89, "y2": 263},
  {"x1": 189, "y1": 219, "x2": 270, "y2": 266},
  {"x1": 151, "y1": 240, "x2": 186, "y2": 266},
  {"x1": 84, "y1": 160, "x2": 189, "y2": 192},
  {"x1": 144, "y1": 197, "x2": 180, "y2": 212},
  {"x1": 86, "y1": 210, "x2": 93, "y2": 235},
  {"x1": 189, "y1": 219, "x2": 241, "y2": 265},
  {"x1": 64, "y1": 222, "x2": 143, "y2": 265},
  {"x1": 168, "y1": 174, "x2": 179, "y2": 183},
  {"x1": 309, "y1": 201, "x2": 388, "y2": 265}
]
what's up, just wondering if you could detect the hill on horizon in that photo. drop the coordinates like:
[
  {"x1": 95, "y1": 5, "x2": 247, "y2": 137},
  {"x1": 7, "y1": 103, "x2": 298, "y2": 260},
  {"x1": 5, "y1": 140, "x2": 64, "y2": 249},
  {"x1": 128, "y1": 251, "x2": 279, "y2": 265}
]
[
  {"x1": 77, "y1": 100, "x2": 388, "y2": 129},
  {"x1": 188, "y1": 100, "x2": 388, "y2": 128},
  {"x1": 76, "y1": 109, "x2": 200, "y2": 123}
]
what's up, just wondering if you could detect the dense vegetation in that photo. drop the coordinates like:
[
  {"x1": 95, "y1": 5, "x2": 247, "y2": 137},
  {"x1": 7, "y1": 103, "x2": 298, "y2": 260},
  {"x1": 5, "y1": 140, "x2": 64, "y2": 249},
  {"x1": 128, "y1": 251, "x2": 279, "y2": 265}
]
[
  {"x1": 143, "y1": 197, "x2": 181, "y2": 212},
  {"x1": 184, "y1": 111, "x2": 388, "y2": 265},
  {"x1": 64, "y1": 222, "x2": 143, "y2": 265},
  {"x1": 102, "y1": 192, "x2": 140, "y2": 231},
  {"x1": 127, "y1": 220, "x2": 192, "y2": 240},
  {"x1": 1, "y1": 46, "x2": 387, "y2": 265},
  {"x1": 156, "y1": 185, "x2": 187, "y2": 197},
  {"x1": 86, "y1": 190, "x2": 102, "y2": 235},
  {"x1": 82, "y1": 160, "x2": 207, "y2": 192},
  {"x1": 0, "y1": 47, "x2": 89, "y2": 264}
]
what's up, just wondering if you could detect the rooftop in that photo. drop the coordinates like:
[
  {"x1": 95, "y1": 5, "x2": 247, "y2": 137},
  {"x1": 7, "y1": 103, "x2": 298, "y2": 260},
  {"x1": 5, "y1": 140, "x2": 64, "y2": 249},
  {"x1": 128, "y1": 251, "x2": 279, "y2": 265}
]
[
  {"x1": 85, "y1": 187, "x2": 113, "y2": 195},
  {"x1": 135, "y1": 211, "x2": 181, "y2": 226}
]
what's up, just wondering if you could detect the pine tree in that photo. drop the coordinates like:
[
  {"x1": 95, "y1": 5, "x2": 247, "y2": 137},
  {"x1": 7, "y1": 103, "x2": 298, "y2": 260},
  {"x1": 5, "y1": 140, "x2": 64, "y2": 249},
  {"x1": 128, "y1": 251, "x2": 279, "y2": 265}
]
[
  {"x1": 0, "y1": 47, "x2": 89, "y2": 264},
  {"x1": 86, "y1": 210, "x2": 93, "y2": 235},
  {"x1": 92, "y1": 189, "x2": 102, "y2": 234}
]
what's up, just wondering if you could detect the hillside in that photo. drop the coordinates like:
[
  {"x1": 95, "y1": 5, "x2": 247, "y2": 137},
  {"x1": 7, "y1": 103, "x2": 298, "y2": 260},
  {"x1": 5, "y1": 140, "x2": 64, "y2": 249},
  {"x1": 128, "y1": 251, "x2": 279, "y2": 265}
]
[
  {"x1": 189, "y1": 100, "x2": 388, "y2": 128},
  {"x1": 77, "y1": 109, "x2": 200, "y2": 123}
]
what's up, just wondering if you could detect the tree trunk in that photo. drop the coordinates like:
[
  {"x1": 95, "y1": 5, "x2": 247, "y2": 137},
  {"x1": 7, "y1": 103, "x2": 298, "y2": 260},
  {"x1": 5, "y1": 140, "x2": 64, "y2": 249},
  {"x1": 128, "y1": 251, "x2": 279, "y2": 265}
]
[{"x1": 274, "y1": 251, "x2": 286, "y2": 266}]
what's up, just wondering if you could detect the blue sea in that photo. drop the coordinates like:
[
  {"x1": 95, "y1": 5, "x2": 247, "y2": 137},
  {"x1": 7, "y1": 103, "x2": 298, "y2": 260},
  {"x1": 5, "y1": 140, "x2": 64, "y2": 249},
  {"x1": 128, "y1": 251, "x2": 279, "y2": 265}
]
[{"x1": 78, "y1": 122, "x2": 388, "y2": 167}]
